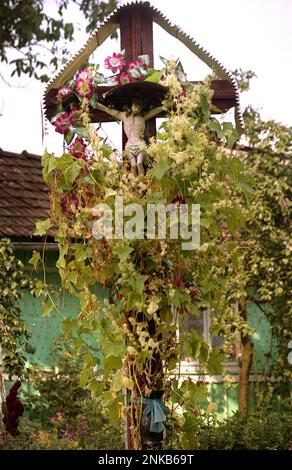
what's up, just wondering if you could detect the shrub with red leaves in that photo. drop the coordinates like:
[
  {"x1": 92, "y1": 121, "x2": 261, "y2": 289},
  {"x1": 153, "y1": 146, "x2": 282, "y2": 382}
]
[{"x1": 2, "y1": 381, "x2": 24, "y2": 436}]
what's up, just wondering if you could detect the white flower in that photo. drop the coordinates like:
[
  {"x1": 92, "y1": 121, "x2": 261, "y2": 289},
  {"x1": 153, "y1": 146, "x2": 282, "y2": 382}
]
[{"x1": 147, "y1": 300, "x2": 159, "y2": 315}]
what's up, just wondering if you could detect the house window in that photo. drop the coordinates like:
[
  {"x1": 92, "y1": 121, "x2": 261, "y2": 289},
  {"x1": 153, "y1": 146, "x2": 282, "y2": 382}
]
[{"x1": 179, "y1": 305, "x2": 238, "y2": 362}]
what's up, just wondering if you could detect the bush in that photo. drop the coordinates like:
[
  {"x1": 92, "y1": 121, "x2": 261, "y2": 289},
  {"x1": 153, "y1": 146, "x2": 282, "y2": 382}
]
[
  {"x1": 164, "y1": 399, "x2": 292, "y2": 450},
  {"x1": 0, "y1": 342, "x2": 124, "y2": 450},
  {"x1": 191, "y1": 402, "x2": 291, "y2": 450}
]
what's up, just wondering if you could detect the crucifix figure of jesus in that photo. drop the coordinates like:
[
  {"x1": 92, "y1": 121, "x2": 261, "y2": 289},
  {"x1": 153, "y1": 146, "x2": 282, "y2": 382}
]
[{"x1": 96, "y1": 99, "x2": 163, "y2": 176}]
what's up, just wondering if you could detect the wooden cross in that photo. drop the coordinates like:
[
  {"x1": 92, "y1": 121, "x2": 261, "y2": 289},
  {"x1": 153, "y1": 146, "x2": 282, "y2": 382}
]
[{"x1": 45, "y1": 4, "x2": 237, "y2": 151}]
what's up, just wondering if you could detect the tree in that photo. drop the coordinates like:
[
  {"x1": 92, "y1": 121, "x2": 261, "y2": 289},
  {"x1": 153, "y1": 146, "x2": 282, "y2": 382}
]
[
  {"x1": 0, "y1": 0, "x2": 117, "y2": 82},
  {"x1": 0, "y1": 239, "x2": 31, "y2": 379},
  {"x1": 240, "y1": 112, "x2": 291, "y2": 411},
  {"x1": 231, "y1": 71, "x2": 292, "y2": 413}
]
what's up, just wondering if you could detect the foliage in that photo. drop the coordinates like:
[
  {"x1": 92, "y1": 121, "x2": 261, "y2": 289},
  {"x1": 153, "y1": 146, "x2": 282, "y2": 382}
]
[
  {"x1": 23, "y1": 343, "x2": 90, "y2": 423},
  {"x1": 202, "y1": 403, "x2": 292, "y2": 450},
  {"x1": 205, "y1": 69, "x2": 292, "y2": 413},
  {"x1": 0, "y1": 239, "x2": 31, "y2": 378},
  {"x1": 232, "y1": 69, "x2": 257, "y2": 93},
  {"x1": 18, "y1": 342, "x2": 123, "y2": 449},
  {"x1": 2, "y1": 398, "x2": 291, "y2": 450},
  {"x1": 239, "y1": 108, "x2": 292, "y2": 395},
  {"x1": 34, "y1": 55, "x2": 249, "y2": 449},
  {"x1": 0, "y1": 0, "x2": 118, "y2": 82},
  {"x1": 165, "y1": 400, "x2": 292, "y2": 450},
  {"x1": 0, "y1": 417, "x2": 123, "y2": 449},
  {"x1": 228, "y1": 69, "x2": 292, "y2": 401}
]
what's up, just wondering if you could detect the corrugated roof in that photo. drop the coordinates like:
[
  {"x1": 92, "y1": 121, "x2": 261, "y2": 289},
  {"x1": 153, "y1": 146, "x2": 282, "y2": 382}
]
[
  {"x1": 0, "y1": 149, "x2": 50, "y2": 237},
  {"x1": 43, "y1": 0, "x2": 244, "y2": 132}
]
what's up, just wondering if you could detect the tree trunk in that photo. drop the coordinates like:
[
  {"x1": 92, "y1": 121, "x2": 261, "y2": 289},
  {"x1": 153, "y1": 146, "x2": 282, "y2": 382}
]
[
  {"x1": 238, "y1": 334, "x2": 253, "y2": 415},
  {"x1": 238, "y1": 297, "x2": 253, "y2": 415}
]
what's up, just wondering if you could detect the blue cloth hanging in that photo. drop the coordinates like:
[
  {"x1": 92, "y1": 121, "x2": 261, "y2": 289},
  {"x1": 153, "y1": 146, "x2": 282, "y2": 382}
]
[{"x1": 137, "y1": 397, "x2": 169, "y2": 433}]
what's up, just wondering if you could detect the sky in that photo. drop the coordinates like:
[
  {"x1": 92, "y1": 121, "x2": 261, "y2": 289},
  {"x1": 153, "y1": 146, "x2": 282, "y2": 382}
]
[{"x1": 0, "y1": 0, "x2": 291, "y2": 156}]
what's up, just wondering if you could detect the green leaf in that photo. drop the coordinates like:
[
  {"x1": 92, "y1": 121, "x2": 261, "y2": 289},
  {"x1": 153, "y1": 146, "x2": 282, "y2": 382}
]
[
  {"x1": 73, "y1": 127, "x2": 90, "y2": 139},
  {"x1": 152, "y1": 161, "x2": 170, "y2": 180},
  {"x1": 208, "y1": 118, "x2": 223, "y2": 137},
  {"x1": 116, "y1": 246, "x2": 134, "y2": 263},
  {"x1": 40, "y1": 298, "x2": 53, "y2": 317},
  {"x1": 87, "y1": 379, "x2": 101, "y2": 398},
  {"x1": 29, "y1": 251, "x2": 41, "y2": 270},
  {"x1": 64, "y1": 160, "x2": 82, "y2": 185},
  {"x1": 135, "y1": 274, "x2": 148, "y2": 294},
  {"x1": 106, "y1": 396, "x2": 121, "y2": 426},
  {"x1": 54, "y1": 153, "x2": 73, "y2": 171},
  {"x1": 200, "y1": 217, "x2": 212, "y2": 229},
  {"x1": 172, "y1": 288, "x2": 190, "y2": 307},
  {"x1": 112, "y1": 369, "x2": 123, "y2": 392},
  {"x1": 62, "y1": 317, "x2": 78, "y2": 340},
  {"x1": 222, "y1": 122, "x2": 234, "y2": 132},
  {"x1": 42, "y1": 149, "x2": 57, "y2": 184},
  {"x1": 104, "y1": 355, "x2": 123, "y2": 378},
  {"x1": 64, "y1": 131, "x2": 75, "y2": 145},
  {"x1": 34, "y1": 218, "x2": 52, "y2": 236},
  {"x1": 56, "y1": 243, "x2": 68, "y2": 269},
  {"x1": 188, "y1": 303, "x2": 200, "y2": 317},
  {"x1": 156, "y1": 132, "x2": 167, "y2": 140},
  {"x1": 207, "y1": 349, "x2": 226, "y2": 375},
  {"x1": 67, "y1": 271, "x2": 78, "y2": 284},
  {"x1": 124, "y1": 274, "x2": 148, "y2": 295},
  {"x1": 238, "y1": 181, "x2": 254, "y2": 202},
  {"x1": 145, "y1": 70, "x2": 163, "y2": 83},
  {"x1": 90, "y1": 94, "x2": 99, "y2": 108},
  {"x1": 146, "y1": 192, "x2": 166, "y2": 204},
  {"x1": 225, "y1": 208, "x2": 244, "y2": 233},
  {"x1": 79, "y1": 367, "x2": 93, "y2": 388}
]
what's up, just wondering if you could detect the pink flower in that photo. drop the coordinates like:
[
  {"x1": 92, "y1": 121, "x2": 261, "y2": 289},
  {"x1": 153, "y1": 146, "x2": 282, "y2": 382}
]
[
  {"x1": 104, "y1": 52, "x2": 126, "y2": 73},
  {"x1": 52, "y1": 111, "x2": 71, "y2": 135},
  {"x1": 118, "y1": 72, "x2": 134, "y2": 85},
  {"x1": 189, "y1": 286, "x2": 199, "y2": 297},
  {"x1": 75, "y1": 69, "x2": 94, "y2": 99},
  {"x1": 127, "y1": 60, "x2": 148, "y2": 80},
  {"x1": 61, "y1": 193, "x2": 78, "y2": 217},
  {"x1": 70, "y1": 137, "x2": 87, "y2": 159},
  {"x1": 56, "y1": 86, "x2": 74, "y2": 103}
]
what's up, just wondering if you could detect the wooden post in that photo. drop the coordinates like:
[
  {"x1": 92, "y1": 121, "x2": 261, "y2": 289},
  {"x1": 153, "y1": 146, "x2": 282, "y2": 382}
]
[
  {"x1": 120, "y1": 5, "x2": 156, "y2": 149},
  {"x1": 119, "y1": 5, "x2": 163, "y2": 449}
]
